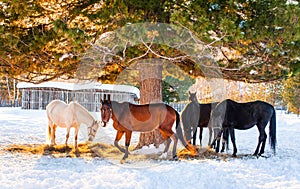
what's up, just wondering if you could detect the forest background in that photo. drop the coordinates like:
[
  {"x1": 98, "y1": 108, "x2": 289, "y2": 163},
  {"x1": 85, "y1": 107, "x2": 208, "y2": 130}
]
[{"x1": 0, "y1": 0, "x2": 299, "y2": 114}]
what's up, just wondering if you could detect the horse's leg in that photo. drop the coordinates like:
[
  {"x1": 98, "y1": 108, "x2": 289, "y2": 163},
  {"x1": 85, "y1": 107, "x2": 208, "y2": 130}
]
[
  {"x1": 163, "y1": 138, "x2": 172, "y2": 153},
  {"x1": 74, "y1": 126, "x2": 79, "y2": 150},
  {"x1": 122, "y1": 131, "x2": 132, "y2": 160},
  {"x1": 215, "y1": 129, "x2": 223, "y2": 153},
  {"x1": 51, "y1": 124, "x2": 57, "y2": 146},
  {"x1": 254, "y1": 123, "x2": 268, "y2": 156},
  {"x1": 192, "y1": 127, "x2": 197, "y2": 146},
  {"x1": 259, "y1": 131, "x2": 267, "y2": 155},
  {"x1": 208, "y1": 127, "x2": 213, "y2": 146},
  {"x1": 170, "y1": 133, "x2": 178, "y2": 160},
  {"x1": 159, "y1": 124, "x2": 179, "y2": 160},
  {"x1": 209, "y1": 128, "x2": 218, "y2": 149},
  {"x1": 65, "y1": 126, "x2": 71, "y2": 147},
  {"x1": 229, "y1": 128, "x2": 237, "y2": 157},
  {"x1": 221, "y1": 128, "x2": 227, "y2": 152},
  {"x1": 199, "y1": 127, "x2": 204, "y2": 146},
  {"x1": 114, "y1": 130, "x2": 126, "y2": 153},
  {"x1": 157, "y1": 128, "x2": 172, "y2": 159},
  {"x1": 221, "y1": 128, "x2": 230, "y2": 152}
]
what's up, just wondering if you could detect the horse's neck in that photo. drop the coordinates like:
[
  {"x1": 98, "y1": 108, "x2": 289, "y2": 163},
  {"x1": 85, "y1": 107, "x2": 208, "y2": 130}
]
[
  {"x1": 74, "y1": 104, "x2": 95, "y2": 124},
  {"x1": 191, "y1": 101, "x2": 200, "y2": 107},
  {"x1": 111, "y1": 101, "x2": 122, "y2": 118}
]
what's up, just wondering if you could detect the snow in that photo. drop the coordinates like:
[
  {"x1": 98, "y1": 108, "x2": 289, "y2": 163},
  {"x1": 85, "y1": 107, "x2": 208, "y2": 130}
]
[{"x1": 1, "y1": 108, "x2": 300, "y2": 189}]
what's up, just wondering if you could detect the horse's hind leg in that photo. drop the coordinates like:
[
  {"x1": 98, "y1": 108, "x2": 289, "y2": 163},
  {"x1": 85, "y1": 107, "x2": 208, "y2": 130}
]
[
  {"x1": 163, "y1": 138, "x2": 172, "y2": 153},
  {"x1": 259, "y1": 132, "x2": 267, "y2": 155},
  {"x1": 254, "y1": 124, "x2": 268, "y2": 156},
  {"x1": 170, "y1": 133, "x2": 178, "y2": 160}
]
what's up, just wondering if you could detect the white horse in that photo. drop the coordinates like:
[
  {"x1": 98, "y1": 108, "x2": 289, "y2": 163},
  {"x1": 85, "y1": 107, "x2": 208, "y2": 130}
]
[{"x1": 46, "y1": 100, "x2": 100, "y2": 149}]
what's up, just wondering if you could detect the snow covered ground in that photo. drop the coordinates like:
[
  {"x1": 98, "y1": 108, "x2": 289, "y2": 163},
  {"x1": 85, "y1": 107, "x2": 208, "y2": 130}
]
[{"x1": 0, "y1": 107, "x2": 300, "y2": 189}]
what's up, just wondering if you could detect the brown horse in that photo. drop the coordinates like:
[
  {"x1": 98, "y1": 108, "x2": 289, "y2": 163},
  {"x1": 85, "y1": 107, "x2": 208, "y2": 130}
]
[{"x1": 100, "y1": 98, "x2": 196, "y2": 160}]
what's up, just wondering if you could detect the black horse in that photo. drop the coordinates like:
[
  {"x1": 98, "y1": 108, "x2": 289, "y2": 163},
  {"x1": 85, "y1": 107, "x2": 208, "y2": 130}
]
[
  {"x1": 181, "y1": 92, "x2": 218, "y2": 146},
  {"x1": 210, "y1": 99, "x2": 276, "y2": 157}
]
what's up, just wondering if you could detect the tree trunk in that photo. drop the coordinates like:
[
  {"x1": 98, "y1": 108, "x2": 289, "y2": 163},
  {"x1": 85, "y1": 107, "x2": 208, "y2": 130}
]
[{"x1": 134, "y1": 60, "x2": 165, "y2": 149}]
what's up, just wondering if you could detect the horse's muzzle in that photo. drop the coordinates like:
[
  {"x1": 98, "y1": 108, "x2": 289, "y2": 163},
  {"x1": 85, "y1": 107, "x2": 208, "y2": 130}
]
[{"x1": 102, "y1": 121, "x2": 107, "y2": 127}]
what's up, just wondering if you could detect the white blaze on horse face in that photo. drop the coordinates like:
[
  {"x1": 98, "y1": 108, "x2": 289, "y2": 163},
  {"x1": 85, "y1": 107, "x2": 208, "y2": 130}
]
[{"x1": 100, "y1": 104, "x2": 111, "y2": 127}]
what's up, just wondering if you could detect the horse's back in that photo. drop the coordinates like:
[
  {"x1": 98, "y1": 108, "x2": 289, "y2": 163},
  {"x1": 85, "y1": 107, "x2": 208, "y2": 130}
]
[
  {"x1": 221, "y1": 99, "x2": 275, "y2": 128},
  {"x1": 129, "y1": 102, "x2": 177, "y2": 121},
  {"x1": 68, "y1": 101, "x2": 93, "y2": 120},
  {"x1": 223, "y1": 99, "x2": 273, "y2": 113},
  {"x1": 46, "y1": 100, "x2": 73, "y2": 127},
  {"x1": 112, "y1": 101, "x2": 177, "y2": 132},
  {"x1": 46, "y1": 100, "x2": 68, "y2": 113},
  {"x1": 251, "y1": 100, "x2": 275, "y2": 119}
]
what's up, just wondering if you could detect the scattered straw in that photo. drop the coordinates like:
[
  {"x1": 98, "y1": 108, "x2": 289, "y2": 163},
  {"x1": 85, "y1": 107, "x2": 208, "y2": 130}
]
[{"x1": 1, "y1": 143, "x2": 256, "y2": 161}]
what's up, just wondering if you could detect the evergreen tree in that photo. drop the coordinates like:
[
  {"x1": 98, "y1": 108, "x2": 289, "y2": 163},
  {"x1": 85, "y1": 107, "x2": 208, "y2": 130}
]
[
  {"x1": 0, "y1": 0, "x2": 299, "y2": 83},
  {"x1": 282, "y1": 73, "x2": 300, "y2": 115},
  {"x1": 162, "y1": 75, "x2": 195, "y2": 103}
]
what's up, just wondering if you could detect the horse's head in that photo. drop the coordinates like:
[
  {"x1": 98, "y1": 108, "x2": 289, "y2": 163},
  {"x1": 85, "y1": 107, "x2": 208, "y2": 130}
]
[
  {"x1": 88, "y1": 120, "x2": 101, "y2": 141},
  {"x1": 100, "y1": 99, "x2": 112, "y2": 127},
  {"x1": 183, "y1": 124, "x2": 193, "y2": 143},
  {"x1": 188, "y1": 91, "x2": 198, "y2": 103},
  {"x1": 209, "y1": 102, "x2": 225, "y2": 133}
]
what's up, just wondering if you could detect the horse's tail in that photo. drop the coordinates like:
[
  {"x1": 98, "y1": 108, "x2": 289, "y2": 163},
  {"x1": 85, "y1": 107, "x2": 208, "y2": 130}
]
[
  {"x1": 269, "y1": 107, "x2": 277, "y2": 154},
  {"x1": 175, "y1": 111, "x2": 197, "y2": 155}
]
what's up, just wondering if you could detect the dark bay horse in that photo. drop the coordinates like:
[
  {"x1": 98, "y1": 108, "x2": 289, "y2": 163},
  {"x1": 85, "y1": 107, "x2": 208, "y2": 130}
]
[
  {"x1": 181, "y1": 92, "x2": 218, "y2": 146},
  {"x1": 100, "y1": 99, "x2": 196, "y2": 161},
  {"x1": 209, "y1": 99, "x2": 276, "y2": 157}
]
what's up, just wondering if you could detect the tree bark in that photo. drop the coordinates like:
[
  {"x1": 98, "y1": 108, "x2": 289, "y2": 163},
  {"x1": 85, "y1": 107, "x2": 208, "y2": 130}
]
[{"x1": 134, "y1": 60, "x2": 165, "y2": 149}]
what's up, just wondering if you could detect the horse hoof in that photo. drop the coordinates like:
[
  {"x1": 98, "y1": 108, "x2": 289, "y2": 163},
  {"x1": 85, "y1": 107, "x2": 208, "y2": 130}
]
[
  {"x1": 120, "y1": 159, "x2": 126, "y2": 164},
  {"x1": 122, "y1": 154, "x2": 128, "y2": 160},
  {"x1": 173, "y1": 155, "x2": 179, "y2": 161}
]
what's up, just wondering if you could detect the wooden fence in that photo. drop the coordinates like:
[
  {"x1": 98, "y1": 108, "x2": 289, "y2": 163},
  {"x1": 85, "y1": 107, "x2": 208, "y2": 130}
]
[{"x1": 20, "y1": 88, "x2": 137, "y2": 112}]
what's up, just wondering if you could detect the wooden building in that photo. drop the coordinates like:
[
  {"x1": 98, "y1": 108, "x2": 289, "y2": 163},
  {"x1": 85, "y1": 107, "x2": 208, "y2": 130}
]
[{"x1": 17, "y1": 81, "x2": 140, "y2": 112}]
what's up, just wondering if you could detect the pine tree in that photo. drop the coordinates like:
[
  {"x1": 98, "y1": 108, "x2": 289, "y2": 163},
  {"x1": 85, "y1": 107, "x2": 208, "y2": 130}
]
[{"x1": 282, "y1": 73, "x2": 300, "y2": 116}]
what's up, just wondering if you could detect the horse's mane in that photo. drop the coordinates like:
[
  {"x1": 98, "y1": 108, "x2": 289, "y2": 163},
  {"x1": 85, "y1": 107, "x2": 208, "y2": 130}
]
[{"x1": 69, "y1": 101, "x2": 94, "y2": 119}]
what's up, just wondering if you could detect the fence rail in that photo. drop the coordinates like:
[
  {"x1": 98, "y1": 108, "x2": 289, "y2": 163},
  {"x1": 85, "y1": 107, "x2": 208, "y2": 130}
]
[
  {"x1": 0, "y1": 97, "x2": 187, "y2": 114},
  {"x1": 0, "y1": 99, "x2": 21, "y2": 107}
]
